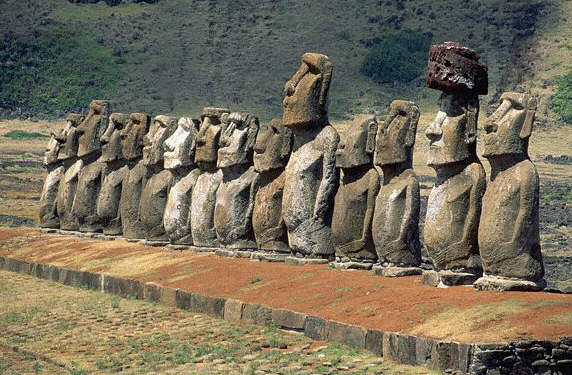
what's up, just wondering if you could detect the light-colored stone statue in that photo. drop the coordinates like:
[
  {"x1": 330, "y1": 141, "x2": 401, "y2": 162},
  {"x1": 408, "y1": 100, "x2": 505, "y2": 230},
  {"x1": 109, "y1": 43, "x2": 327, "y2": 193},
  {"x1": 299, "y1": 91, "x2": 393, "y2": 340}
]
[
  {"x1": 331, "y1": 117, "x2": 379, "y2": 266},
  {"x1": 139, "y1": 115, "x2": 178, "y2": 242},
  {"x1": 214, "y1": 112, "x2": 259, "y2": 248},
  {"x1": 120, "y1": 113, "x2": 151, "y2": 239},
  {"x1": 71, "y1": 100, "x2": 111, "y2": 232},
  {"x1": 96, "y1": 113, "x2": 129, "y2": 235},
  {"x1": 56, "y1": 114, "x2": 84, "y2": 231},
  {"x1": 423, "y1": 42, "x2": 487, "y2": 286},
  {"x1": 190, "y1": 107, "x2": 230, "y2": 247},
  {"x1": 282, "y1": 53, "x2": 339, "y2": 259},
  {"x1": 373, "y1": 100, "x2": 422, "y2": 276},
  {"x1": 252, "y1": 119, "x2": 292, "y2": 252},
  {"x1": 475, "y1": 92, "x2": 545, "y2": 291},
  {"x1": 39, "y1": 130, "x2": 65, "y2": 228},
  {"x1": 163, "y1": 117, "x2": 201, "y2": 245}
]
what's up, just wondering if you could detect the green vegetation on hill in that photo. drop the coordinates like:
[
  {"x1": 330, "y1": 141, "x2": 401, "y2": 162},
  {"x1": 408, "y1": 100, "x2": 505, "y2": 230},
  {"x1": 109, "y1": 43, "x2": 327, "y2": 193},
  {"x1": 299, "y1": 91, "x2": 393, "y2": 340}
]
[
  {"x1": 551, "y1": 69, "x2": 572, "y2": 123},
  {"x1": 3, "y1": 130, "x2": 48, "y2": 139}
]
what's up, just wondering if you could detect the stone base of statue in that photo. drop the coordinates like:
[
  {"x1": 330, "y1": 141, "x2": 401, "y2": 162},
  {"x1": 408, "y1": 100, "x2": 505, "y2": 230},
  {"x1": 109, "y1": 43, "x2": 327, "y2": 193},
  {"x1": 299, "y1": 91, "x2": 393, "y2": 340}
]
[
  {"x1": 39, "y1": 228, "x2": 59, "y2": 234},
  {"x1": 58, "y1": 230, "x2": 82, "y2": 236},
  {"x1": 166, "y1": 244, "x2": 190, "y2": 250},
  {"x1": 373, "y1": 265, "x2": 422, "y2": 277},
  {"x1": 93, "y1": 234, "x2": 118, "y2": 241},
  {"x1": 251, "y1": 251, "x2": 288, "y2": 263},
  {"x1": 189, "y1": 246, "x2": 217, "y2": 254},
  {"x1": 285, "y1": 256, "x2": 330, "y2": 266},
  {"x1": 474, "y1": 275, "x2": 546, "y2": 292},
  {"x1": 214, "y1": 249, "x2": 254, "y2": 259},
  {"x1": 331, "y1": 261, "x2": 374, "y2": 270},
  {"x1": 422, "y1": 270, "x2": 480, "y2": 287},
  {"x1": 143, "y1": 240, "x2": 169, "y2": 247},
  {"x1": 126, "y1": 238, "x2": 144, "y2": 243}
]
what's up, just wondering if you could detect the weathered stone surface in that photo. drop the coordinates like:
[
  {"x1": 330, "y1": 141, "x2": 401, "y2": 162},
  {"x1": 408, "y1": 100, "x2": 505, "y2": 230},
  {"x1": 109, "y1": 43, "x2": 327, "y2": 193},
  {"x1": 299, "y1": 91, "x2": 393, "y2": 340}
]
[
  {"x1": 190, "y1": 294, "x2": 225, "y2": 319},
  {"x1": 140, "y1": 115, "x2": 178, "y2": 241},
  {"x1": 378, "y1": 266, "x2": 422, "y2": 277},
  {"x1": 365, "y1": 329, "x2": 383, "y2": 356},
  {"x1": 223, "y1": 299, "x2": 244, "y2": 322},
  {"x1": 474, "y1": 275, "x2": 545, "y2": 292},
  {"x1": 175, "y1": 289, "x2": 192, "y2": 310},
  {"x1": 39, "y1": 134, "x2": 65, "y2": 228},
  {"x1": 97, "y1": 113, "x2": 129, "y2": 235},
  {"x1": 325, "y1": 321, "x2": 366, "y2": 349},
  {"x1": 271, "y1": 309, "x2": 307, "y2": 330},
  {"x1": 284, "y1": 256, "x2": 329, "y2": 265},
  {"x1": 214, "y1": 113, "x2": 259, "y2": 248},
  {"x1": 77, "y1": 100, "x2": 110, "y2": 159},
  {"x1": 103, "y1": 275, "x2": 143, "y2": 299},
  {"x1": 383, "y1": 333, "x2": 416, "y2": 365},
  {"x1": 143, "y1": 283, "x2": 177, "y2": 307},
  {"x1": 253, "y1": 119, "x2": 292, "y2": 252},
  {"x1": 304, "y1": 316, "x2": 326, "y2": 340},
  {"x1": 332, "y1": 261, "x2": 373, "y2": 270},
  {"x1": 424, "y1": 58, "x2": 486, "y2": 275},
  {"x1": 120, "y1": 113, "x2": 151, "y2": 239},
  {"x1": 190, "y1": 107, "x2": 229, "y2": 247},
  {"x1": 332, "y1": 117, "x2": 379, "y2": 262},
  {"x1": 282, "y1": 53, "x2": 339, "y2": 257},
  {"x1": 422, "y1": 270, "x2": 479, "y2": 287},
  {"x1": 250, "y1": 252, "x2": 288, "y2": 263},
  {"x1": 479, "y1": 92, "x2": 544, "y2": 282},
  {"x1": 163, "y1": 117, "x2": 201, "y2": 245},
  {"x1": 373, "y1": 100, "x2": 422, "y2": 267}
]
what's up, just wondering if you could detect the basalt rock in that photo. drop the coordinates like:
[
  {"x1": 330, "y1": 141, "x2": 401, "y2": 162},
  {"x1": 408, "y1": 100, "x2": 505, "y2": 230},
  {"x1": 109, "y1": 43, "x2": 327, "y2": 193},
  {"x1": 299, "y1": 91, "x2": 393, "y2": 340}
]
[
  {"x1": 39, "y1": 131, "x2": 65, "y2": 228},
  {"x1": 282, "y1": 53, "x2": 339, "y2": 258}
]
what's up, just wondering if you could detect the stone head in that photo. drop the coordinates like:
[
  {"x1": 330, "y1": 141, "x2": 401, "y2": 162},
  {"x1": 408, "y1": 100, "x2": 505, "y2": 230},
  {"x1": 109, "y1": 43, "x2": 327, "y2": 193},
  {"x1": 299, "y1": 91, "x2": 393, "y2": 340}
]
[
  {"x1": 100, "y1": 113, "x2": 129, "y2": 163},
  {"x1": 375, "y1": 100, "x2": 419, "y2": 166},
  {"x1": 425, "y1": 93, "x2": 479, "y2": 167},
  {"x1": 217, "y1": 112, "x2": 259, "y2": 169},
  {"x1": 336, "y1": 117, "x2": 377, "y2": 169},
  {"x1": 483, "y1": 92, "x2": 536, "y2": 159},
  {"x1": 120, "y1": 113, "x2": 151, "y2": 161},
  {"x1": 282, "y1": 53, "x2": 332, "y2": 129},
  {"x1": 43, "y1": 131, "x2": 63, "y2": 166},
  {"x1": 143, "y1": 115, "x2": 178, "y2": 166},
  {"x1": 253, "y1": 119, "x2": 293, "y2": 173},
  {"x1": 195, "y1": 107, "x2": 230, "y2": 169},
  {"x1": 57, "y1": 113, "x2": 84, "y2": 161},
  {"x1": 77, "y1": 100, "x2": 111, "y2": 158},
  {"x1": 164, "y1": 117, "x2": 200, "y2": 170}
]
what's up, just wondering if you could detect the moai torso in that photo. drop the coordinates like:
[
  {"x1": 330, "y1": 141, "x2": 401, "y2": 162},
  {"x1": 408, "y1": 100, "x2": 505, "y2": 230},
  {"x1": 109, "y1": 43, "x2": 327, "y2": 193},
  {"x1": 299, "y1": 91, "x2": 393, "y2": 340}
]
[
  {"x1": 252, "y1": 119, "x2": 292, "y2": 252},
  {"x1": 139, "y1": 115, "x2": 178, "y2": 241},
  {"x1": 190, "y1": 107, "x2": 229, "y2": 247},
  {"x1": 120, "y1": 113, "x2": 151, "y2": 239},
  {"x1": 479, "y1": 93, "x2": 544, "y2": 281},
  {"x1": 71, "y1": 100, "x2": 110, "y2": 232},
  {"x1": 214, "y1": 113, "x2": 260, "y2": 248},
  {"x1": 423, "y1": 42, "x2": 487, "y2": 274},
  {"x1": 163, "y1": 117, "x2": 201, "y2": 245},
  {"x1": 332, "y1": 117, "x2": 379, "y2": 261},
  {"x1": 281, "y1": 53, "x2": 339, "y2": 257},
  {"x1": 39, "y1": 132, "x2": 65, "y2": 228},
  {"x1": 96, "y1": 113, "x2": 129, "y2": 235},
  {"x1": 55, "y1": 114, "x2": 84, "y2": 230},
  {"x1": 373, "y1": 100, "x2": 421, "y2": 266}
]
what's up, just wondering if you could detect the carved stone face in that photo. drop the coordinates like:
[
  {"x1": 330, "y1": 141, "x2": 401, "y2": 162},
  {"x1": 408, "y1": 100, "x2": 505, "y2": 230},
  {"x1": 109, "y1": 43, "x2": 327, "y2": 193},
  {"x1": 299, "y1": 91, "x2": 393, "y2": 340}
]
[
  {"x1": 282, "y1": 53, "x2": 332, "y2": 129},
  {"x1": 217, "y1": 112, "x2": 259, "y2": 169},
  {"x1": 121, "y1": 113, "x2": 150, "y2": 161},
  {"x1": 336, "y1": 118, "x2": 376, "y2": 169},
  {"x1": 43, "y1": 132, "x2": 62, "y2": 165},
  {"x1": 143, "y1": 115, "x2": 177, "y2": 166},
  {"x1": 375, "y1": 100, "x2": 419, "y2": 166},
  {"x1": 77, "y1": 100, "x2": 110, "y2": 158},
  {"x1": 253, "y1": 119, "x2": 292, "y2": 173},
  {"x1": 57, "y1": 114, "x2": 83, "y2": 161},
  {"x1": 164, "y1": 117, "x2": 200, "y2": 170},
  {"x1": 100, "y1": 113, "x2": 129, "y2": 163},
  {"x1": 425, "y1": 93, "x2": 478, "y2": 167},
  {"x1": 483, "y1": 92, "x2": 535, "y2": 158},
  {"x1": 194, "y1": 107, "x2": 230, "y2": 168}
]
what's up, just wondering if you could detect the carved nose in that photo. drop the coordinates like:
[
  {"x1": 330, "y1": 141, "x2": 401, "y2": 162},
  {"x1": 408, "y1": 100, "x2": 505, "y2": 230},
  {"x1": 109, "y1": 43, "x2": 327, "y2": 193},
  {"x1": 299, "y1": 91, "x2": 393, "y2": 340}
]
[
  {"x1": 425, "y1": 122, "x2": 442, "y2": 141},
  {"x1": 484, "y1": 122, "x2": 498, "y2": 134}
]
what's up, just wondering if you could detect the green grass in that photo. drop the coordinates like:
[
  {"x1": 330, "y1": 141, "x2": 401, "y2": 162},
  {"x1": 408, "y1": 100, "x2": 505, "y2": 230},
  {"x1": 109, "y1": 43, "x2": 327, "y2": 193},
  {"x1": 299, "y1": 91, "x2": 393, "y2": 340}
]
[
  {"x1": 3, "y1": 130, "x2": 48, "y2": 139},
  {"x1": 551, "y1": 69, "x2": 572, "y2": 124}
]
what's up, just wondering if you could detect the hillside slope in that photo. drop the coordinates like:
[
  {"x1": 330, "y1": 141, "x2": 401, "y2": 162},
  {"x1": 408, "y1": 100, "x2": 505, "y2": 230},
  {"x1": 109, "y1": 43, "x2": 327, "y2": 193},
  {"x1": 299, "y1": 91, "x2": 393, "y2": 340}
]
[{"x1": 0, "y1": 0, "x2": 569, "y2": 122}]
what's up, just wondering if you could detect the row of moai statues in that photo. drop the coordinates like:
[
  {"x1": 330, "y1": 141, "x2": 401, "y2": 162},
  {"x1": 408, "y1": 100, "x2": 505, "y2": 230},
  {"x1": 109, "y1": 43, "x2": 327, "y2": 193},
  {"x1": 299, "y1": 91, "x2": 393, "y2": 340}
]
[{"x1": 39, "y1": 43, "x2": 545, "y2": 291}]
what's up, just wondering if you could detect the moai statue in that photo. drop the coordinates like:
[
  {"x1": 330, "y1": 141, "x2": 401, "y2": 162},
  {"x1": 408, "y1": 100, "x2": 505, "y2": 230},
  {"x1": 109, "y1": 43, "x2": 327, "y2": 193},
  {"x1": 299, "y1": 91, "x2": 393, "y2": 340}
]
[
  {"x1": 71, "y1": 100, "x2": 111, "y2": 232},
  {"x1": 475, "y1": 92, "x2": 545, "y2": 291},
  {"x1": 423, "y1": 42, "x2": 487, "y2": 286},
  {"x1": 163, "y1": 117, "x2": 201, "y2": 245},
  {"x1": 190, "y1": 107, "x2": 230, "y2": 247},
  {"x1": 56, "y1": 114, "x2": 84, "y2": 231},
  {"x1": 139, "y1": 115, "x2": 178, "y2": 243},
  {"x1": 39, "y1": 130, "x2": 65, "y2": 228},
  {"x1": 331, "y1": 117, "x2": 379, "y2": 268},
  {"x1": 373, "y1": 100, "x2": 422, "y2": 276},
  {"x1": 214, "y1": 112, "x2": 259, "y2": 248},
  {"x1": 120, "y1": 113, "x2": 151, "y2": 239},
  {"x1": 252, "y1": 119, "x2": 293, "y2": 252},
  {"x1": 96, "y1": 113, "x2": 130, "y2": 235},
  {"x1": 281, "y1": 53, "x2": 340, "y2": 259}
]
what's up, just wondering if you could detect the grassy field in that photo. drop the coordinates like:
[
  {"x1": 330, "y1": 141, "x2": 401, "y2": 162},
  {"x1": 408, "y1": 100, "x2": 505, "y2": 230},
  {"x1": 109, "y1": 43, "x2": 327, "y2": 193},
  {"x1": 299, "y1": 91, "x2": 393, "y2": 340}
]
[{"x1": 0, "y1": 270, "x2": 440, "y2": 375}]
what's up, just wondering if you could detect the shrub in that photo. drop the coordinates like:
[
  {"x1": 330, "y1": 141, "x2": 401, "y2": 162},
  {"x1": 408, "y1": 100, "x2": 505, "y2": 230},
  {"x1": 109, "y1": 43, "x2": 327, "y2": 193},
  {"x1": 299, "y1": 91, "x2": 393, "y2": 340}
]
[
  {"x1": 551, "y1": 69, "x2": 572, "y2": 123},
  {"x1": 360, "y1": 30, "x2": 432, "y2": 84}
]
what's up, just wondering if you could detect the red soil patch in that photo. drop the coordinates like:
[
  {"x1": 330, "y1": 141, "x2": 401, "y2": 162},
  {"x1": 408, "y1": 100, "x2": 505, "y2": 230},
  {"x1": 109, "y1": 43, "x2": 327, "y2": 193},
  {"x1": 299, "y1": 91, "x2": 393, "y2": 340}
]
[{"x1": 1, "y1": 228, "x2": 571, "y2": 343}]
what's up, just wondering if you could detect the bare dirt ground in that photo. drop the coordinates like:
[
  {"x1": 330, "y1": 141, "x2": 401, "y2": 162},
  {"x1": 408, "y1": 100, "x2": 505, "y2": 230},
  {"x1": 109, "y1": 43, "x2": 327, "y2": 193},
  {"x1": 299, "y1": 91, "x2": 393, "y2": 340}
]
[
  {"x1": 1, "y1": 228, "x2": 570, "y2": 345},
  {"x1": 0, "y1": 269, "x2": 439, "y2": 375}
]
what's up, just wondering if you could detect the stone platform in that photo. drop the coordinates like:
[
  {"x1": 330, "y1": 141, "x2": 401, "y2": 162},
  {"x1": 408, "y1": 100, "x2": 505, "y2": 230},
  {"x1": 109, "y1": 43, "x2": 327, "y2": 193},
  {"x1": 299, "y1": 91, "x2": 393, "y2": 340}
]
[{"x1": 1, "y1": 228, "x2": 571, "y2": 374}]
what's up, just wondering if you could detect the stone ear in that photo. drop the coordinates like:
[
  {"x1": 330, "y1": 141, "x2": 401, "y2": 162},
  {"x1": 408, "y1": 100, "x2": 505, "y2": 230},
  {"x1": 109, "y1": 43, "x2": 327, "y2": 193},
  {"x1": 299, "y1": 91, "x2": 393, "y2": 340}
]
[
  {"x1": 405, "y1": 104, "x2": 420, "y2": 148},
  {"x1": 464, "y1": 104, "x2": 478, "y2": 145},
  {"x1": 520, "y1": 97, "x2": 536, "y2": 140},
  {"x1": 246, "y1": 115, "x2": 260, "y2": 151},
  {"x1": 366, "y1": 119, "x2": 378, "y2": 154},
  {"x1": 280, "y1": 127, "x2": 293, "y2": 160}
]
